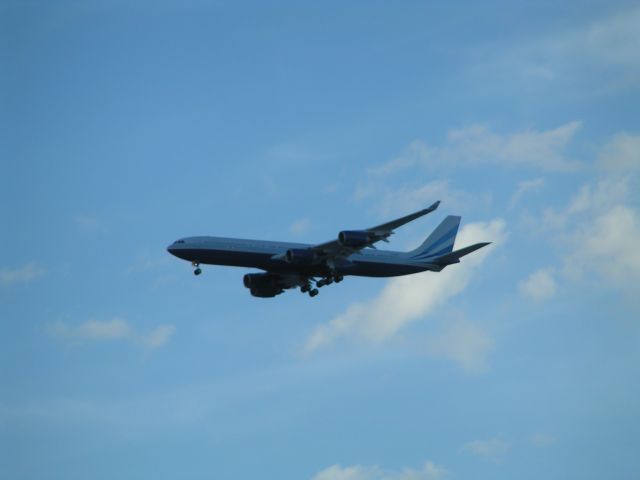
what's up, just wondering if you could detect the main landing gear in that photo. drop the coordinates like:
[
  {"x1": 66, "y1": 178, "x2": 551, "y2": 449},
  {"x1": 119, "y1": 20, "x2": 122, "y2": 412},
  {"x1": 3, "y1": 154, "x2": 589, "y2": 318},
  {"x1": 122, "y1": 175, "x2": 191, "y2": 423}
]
[
  {"x1": 300, "y1": 275, "x2": 344, "y2": 297},
  {"x1": 300, "y1": 283, "x2": 318, "y2": 297},
  {"x1": 192, "y1": 262, "x2": 202, "y2": 276}
]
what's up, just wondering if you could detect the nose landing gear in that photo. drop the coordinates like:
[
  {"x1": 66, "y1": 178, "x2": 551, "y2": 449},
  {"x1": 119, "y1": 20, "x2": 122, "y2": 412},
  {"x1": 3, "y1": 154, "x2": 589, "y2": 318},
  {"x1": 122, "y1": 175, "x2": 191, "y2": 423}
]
[{"x1": 192, "y1": 262, "x2": 202, "y2": 276}]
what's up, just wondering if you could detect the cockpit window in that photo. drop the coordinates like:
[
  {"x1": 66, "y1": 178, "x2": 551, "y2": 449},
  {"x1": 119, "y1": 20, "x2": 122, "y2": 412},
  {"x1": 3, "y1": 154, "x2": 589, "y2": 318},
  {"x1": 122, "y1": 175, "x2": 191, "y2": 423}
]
[{"x1": 175, "y1": 240, "x2": 185, "y2": 244}]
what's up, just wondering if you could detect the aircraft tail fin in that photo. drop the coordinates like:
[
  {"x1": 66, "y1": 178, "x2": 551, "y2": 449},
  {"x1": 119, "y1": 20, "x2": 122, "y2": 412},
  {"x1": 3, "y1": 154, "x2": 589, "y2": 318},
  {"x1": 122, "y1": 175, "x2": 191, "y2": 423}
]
[{"x1": 409, "y1": 215, "x2": 461, "y2": 261}]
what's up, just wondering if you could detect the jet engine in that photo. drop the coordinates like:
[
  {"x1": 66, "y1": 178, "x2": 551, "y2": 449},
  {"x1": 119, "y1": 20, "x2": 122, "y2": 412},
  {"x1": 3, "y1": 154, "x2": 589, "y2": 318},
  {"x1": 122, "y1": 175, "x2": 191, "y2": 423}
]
[
  {"x1": 338, "y1": 230, "x2": 371, "y2": 247},
  {"x1": 243, "y1": 273, "x2": 284, "y2": 297},
  {"x1": 243, "y1": 273, "x2": 276, "y2": 289},
  {"x1": 249, "y1": 286, "x2": 283, "y2": 298},
  {"x1": 285, "y1": 248, "x2": 315, "y2": 265}
]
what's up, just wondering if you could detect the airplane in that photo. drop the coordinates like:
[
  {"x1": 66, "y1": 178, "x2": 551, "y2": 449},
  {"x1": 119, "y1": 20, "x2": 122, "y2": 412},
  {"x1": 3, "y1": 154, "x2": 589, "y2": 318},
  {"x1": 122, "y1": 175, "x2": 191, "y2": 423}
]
[{"x1": 167, "y1": 201, "x2": 490, "y2": 298}]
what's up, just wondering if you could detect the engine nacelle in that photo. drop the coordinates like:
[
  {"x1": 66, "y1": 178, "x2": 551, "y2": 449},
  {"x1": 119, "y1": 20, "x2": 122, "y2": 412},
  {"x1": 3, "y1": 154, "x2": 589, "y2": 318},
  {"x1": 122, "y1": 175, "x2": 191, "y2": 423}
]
[
  {"x1": 285, "y1": 248, "x2": 315, "y2": 265},
  {"x1": 250, "y1": 286, "x2": 284, "y2": 298},
  {"x1": 243, "y1": 273, "x2": 284, "y2": 297},
  {"x1": 338, "y1": 230, "x2": 371, "y2": 248},
  {"x1": 243, "y1": 273, "x2": 276, "y2": 289}
]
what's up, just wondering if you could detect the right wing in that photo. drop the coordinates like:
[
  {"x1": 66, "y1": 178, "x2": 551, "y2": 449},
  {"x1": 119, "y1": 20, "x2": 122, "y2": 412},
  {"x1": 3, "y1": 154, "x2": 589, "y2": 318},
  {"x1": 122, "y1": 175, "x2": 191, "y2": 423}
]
[{"x1": 310, "y1": 201, "x2": 441, "y2": 260}]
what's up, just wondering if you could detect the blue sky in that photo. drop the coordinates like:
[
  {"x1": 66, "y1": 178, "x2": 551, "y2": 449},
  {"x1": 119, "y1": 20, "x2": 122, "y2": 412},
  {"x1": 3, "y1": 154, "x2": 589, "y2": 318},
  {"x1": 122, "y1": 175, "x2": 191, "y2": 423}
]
[{"x1": 2, "y1": 1, "x2": 640, "y2": 479}]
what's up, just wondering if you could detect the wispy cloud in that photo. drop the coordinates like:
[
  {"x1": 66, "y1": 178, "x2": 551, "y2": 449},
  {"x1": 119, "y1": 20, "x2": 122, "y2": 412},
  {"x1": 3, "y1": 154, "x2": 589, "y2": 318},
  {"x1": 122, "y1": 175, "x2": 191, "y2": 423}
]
[
  {"x1": 520, "y1": 130, "x2": 640, "y2": 299},
  {"x1": 74, "y1": 214, "x2": 109, "y2": 233},
  {"x1": 471, "y1": 6, "x2": 640, "y2": 96},
  {"x1": 48, "y1": 318, "x2": 175, "y2": 350},
  {"x1": 509, "y1": 178, "x2": 545, "y2": 209},
  {"x1": 289, "y1": 218, "x2": 312, "y2": 236},
  {"x1": 564, "y1": 203, "x2": 640, "y2": 284},
  {"x1": 519, "y1": 268, "x2": 557, "y2": 302},
  {"x1": 126, "y1": 249, "x2": 174, "y2": 274},
  {"x1": 369, "y1": 122, "x2": 582, "y2": 175},
  {"x1": 462, "y1": 437, "x2": 510, "y2": 463},
  {"x1": 302, "y1": 219, "x2": 506, "y2": 357},
  {"x1": 426, "y1": 319, "x2": 495, "y2": 373},
  {"x1": 543, "y1": 176, "x2": 640, "y2": 286},
  {"x1": 598, "y1": 132, "x2": 640, "y2": 171},
  {"x1": 264, "y1": 141, "x2": 315, "y2": 167},
  {"x1": 529, "y1": 433, "x2": 558, "y2": 447},
  {"x1": 533, "y1": 6, "x2": 640, "y2": 77},
  {"x1": 311, "y1": 461, "x2": 448, "y2": 480},
  {"x1": 141, "y1": 324, "x2": 176, "y2": 348},
  {"x1": 1, "y1": 262, "x2": 46, "y2": 286},
  {"x1": 356, "y1": 180, "x2": 489, "y2": 219}
]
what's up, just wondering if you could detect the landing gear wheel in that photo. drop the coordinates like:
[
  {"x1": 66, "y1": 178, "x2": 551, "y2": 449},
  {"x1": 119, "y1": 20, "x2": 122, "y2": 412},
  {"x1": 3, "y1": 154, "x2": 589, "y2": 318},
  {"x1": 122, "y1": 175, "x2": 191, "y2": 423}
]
[
  {"x1": 301, "y1": 285, "x2": 310, "y2": 293},
  {"x1": 194, "y1": 267, "x2": 202, "y2": 276},
  {"x1": 334, "y1": 275, "x2": 344, "y2": 283},
  {"x1": 309, "y1": 288, "x2": 319, "y2": 297}
]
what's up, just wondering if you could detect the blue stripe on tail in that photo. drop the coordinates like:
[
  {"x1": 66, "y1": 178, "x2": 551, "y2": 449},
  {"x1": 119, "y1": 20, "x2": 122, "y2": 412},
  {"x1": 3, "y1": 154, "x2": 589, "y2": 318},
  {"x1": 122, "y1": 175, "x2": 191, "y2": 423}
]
[{"x1": 409, "y1": 216, "x2": 461, "y2": 260}]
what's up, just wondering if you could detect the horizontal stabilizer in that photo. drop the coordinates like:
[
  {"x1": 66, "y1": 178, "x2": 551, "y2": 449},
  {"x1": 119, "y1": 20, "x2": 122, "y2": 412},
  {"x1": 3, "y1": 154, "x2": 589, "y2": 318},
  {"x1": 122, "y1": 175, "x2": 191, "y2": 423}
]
[{"x1": 433, "y1": 242, "x2": 491, "y2": 265}]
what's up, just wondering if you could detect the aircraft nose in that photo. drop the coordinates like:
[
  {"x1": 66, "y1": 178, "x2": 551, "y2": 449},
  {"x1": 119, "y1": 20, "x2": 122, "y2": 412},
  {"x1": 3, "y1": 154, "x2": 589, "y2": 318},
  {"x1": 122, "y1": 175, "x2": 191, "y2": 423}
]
[{"x1": 167, "y1": 240, "x2": 184, "y2": 256}]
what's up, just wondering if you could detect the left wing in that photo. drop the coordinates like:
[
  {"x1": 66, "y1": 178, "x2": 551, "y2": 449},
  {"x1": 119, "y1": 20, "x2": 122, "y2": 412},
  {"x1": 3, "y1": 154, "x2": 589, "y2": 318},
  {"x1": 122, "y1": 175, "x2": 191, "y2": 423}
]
[{"x1": 311, "y1": 200, "x2": 440, "y2": 260}]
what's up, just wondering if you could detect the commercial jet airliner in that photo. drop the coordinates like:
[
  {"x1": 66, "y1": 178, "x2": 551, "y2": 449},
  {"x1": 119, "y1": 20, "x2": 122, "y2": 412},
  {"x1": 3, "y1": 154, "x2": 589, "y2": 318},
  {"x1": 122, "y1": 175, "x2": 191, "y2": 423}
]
[{"x1": 167, "y1": 201, "x2": 490, "y2": 298}]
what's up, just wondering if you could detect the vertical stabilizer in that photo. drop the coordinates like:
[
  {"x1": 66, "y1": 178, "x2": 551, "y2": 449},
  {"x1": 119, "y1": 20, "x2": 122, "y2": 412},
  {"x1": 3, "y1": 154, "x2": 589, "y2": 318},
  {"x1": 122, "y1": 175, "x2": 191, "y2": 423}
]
[{"x1": 409, "y1": 215, "x2": 460, "y2": 260}]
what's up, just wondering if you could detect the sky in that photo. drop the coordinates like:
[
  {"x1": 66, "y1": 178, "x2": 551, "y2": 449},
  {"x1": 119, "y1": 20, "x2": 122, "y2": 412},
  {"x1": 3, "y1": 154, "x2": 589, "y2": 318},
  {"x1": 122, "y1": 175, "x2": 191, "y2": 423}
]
[{"x1": 1, "y1": 1, "x2": 640, "y2": 479}]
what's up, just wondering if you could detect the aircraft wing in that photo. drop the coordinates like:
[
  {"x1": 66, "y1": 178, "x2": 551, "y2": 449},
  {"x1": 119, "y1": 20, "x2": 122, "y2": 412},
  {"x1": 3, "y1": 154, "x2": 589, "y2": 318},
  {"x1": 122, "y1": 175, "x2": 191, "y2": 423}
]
[{"x1": 311, "y1": 201, "x2": 440, "y2": 259}]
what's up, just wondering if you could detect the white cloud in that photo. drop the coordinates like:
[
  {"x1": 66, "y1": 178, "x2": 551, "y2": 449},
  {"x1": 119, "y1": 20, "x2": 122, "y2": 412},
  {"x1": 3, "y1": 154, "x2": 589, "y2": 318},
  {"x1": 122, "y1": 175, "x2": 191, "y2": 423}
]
[
  {"x1": 48, "y1": 318, "x2": 175, "y2": 350},
  {"x1": 368, "y1": 139, "x2": 433, "y2": 176},
  {"x1": 477, "y1": 6, "x2": 640, "y2": 95},
  {"x1": 529, "y1": 433, "x2": 558, "y2": 447},
  {"x1": 426, "y1": 320, "x2": 495, "y2": 373},
  {"x1": 542, "y1": 176, "x2": 631, "y2": 230},
  {"x1": 78, "y1": 318, "x2": 132, "y2": 339},
  {"x1": 311, "y1": 461, "x2": 448, "y2": 480},
  {"x1": 509, "y1": 178, "x2": 545, "y2": 209},
  {"x1": 0, "y1": 262, "x2": 46, "y2": 286},
  {"x1": 554, "y1": 7, "x2": 640, "y2": 71},
  {"x1": 446, "y1": 122, "x2": 582, "y2": 171},
  {"x1": 74, "y1": 214, "x2": 109, "y2": 233},
  {"x1": 565, "y1": 204, "x2": 640, "y2": 283},
  {"x1": 127, "y1": 249, "x2": 174, "y2": 274},
  {"x1": 302, "y1": 219, "x2": 506, "y2": 356},
  {"x1": 358, "y1": 124, "x2": 573, "y2": 220},
  {"x1": 312, "y1": 465, "x2": 379, "y2": 480},
  {"x1": 543, "y1": 177, "x2": 639, "y2": 283},
  {"x1": 142, "y1": 325, "x2": 176, "y2": 348},
  {"x1": 598, "y1": 133, "x2": 640, "y2": 171},
  {"x1": 365, "y1": 180, "x2": 489, "y2": 219},
  {"x1": 265, "y1": 141, "x2": 315, "y2": 167},
  {"x1": 369, "y1": 122, "x2": 582, "y2": 175},
  {"x1": 519, "y1": 268, "x2": 557, "y2": 302},
  {"x1": 533, "y1": 129, "x2": 640, "y2": 294},
  {"x1": 290, "y1": 218, "x2": 312, "y2": 235},
  {"x1": 462, "y1": 437, "x2": 510, "y2": 463}
]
